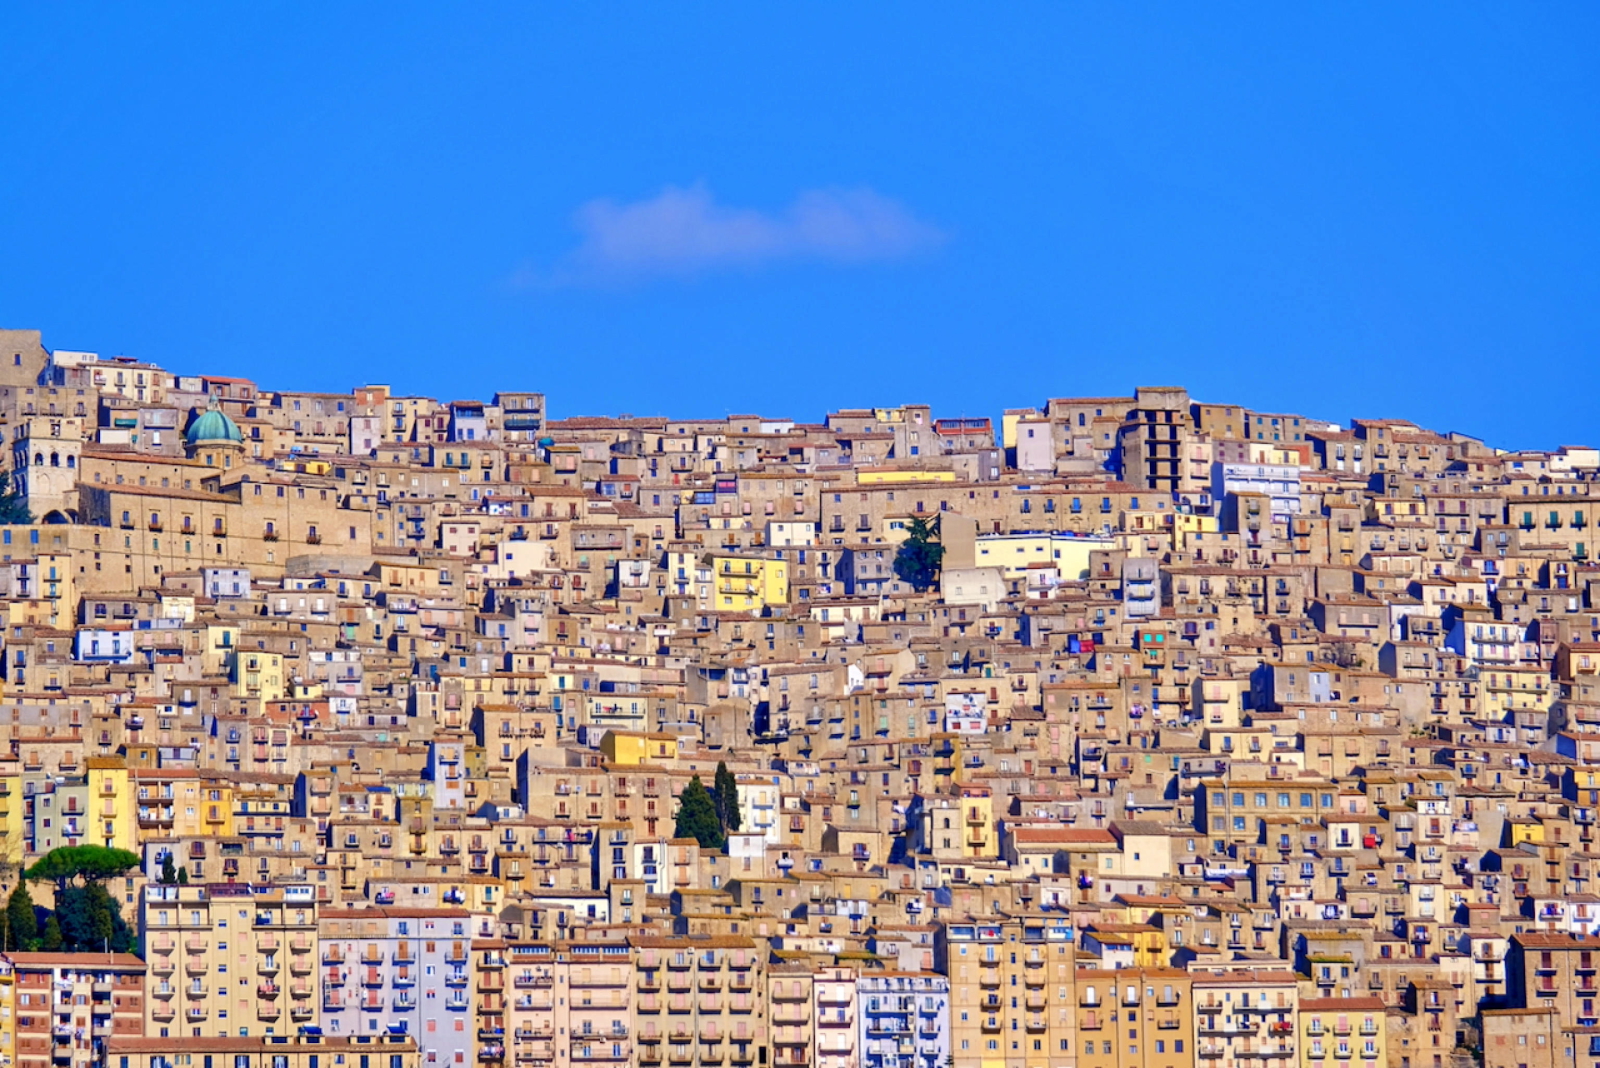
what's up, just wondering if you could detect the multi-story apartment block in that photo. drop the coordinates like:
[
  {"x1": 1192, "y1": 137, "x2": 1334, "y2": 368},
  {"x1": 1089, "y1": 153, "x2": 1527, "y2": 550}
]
[
  {"x1": 633, "y1": 936, "x2": 763, "y2": 1068},
  {"x1": 1297, "y1": 997, "x2": 1385, "y2": 1068},
  {"x1": 1074, "y1": 969, "x2": 1195, "y2": 1068},
  {"x1": 1192, "y1": 970, "x2": 1298, "y2": 1068},
  {"x1": 940, "y1": 914, "x2": 1076, "y2": 1068},
  {"x1": 318, "y1": 908, "x2": 473, "y2": 1064},
  {"x1": 140, "y1": 883, "x2": 318, "y2": 1038},
  {"x1": 8, "y1": 952, "x2": 146, "y2": 1068},
  {"x1": 858, "y1": 971, "x2": 951, "y2": 1068}
]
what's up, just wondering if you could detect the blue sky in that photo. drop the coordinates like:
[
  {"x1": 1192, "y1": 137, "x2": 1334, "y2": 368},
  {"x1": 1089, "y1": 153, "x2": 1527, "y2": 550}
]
[{"x1": 2, "y1": 5, "x2": 1597, "y2": 448}]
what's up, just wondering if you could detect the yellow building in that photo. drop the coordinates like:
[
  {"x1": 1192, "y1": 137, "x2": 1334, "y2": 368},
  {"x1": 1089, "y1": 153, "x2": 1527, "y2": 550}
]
[
  {"x1": 202, "y1": 624, "x2": 240, "y2": 675},
  {"x1": 599, "y1": 731, "x2": 678, "y2": 766},
  {"x1": 857, "y1": 468, "x2": 957, "y2": 485},
  {"x1": 708, "y1": 552, "x2": 789, "y2": 611},
  {"x1": 85, "y1": 757, "x2": 135, "y2": 850},
  {"x1": 232, "y1": 650, "x2": 285, "y2": 702},
  {"x1": 957, "y1": 785, "x2": 996, "y2": 859},
  {"x1": 1173, "y1": 511, "x2": 1220, "y2": 550},
  {"x1": 973, "y1": 532, "x2": 1117, "y2": 580},
  {"x1": 0, "y1": 769, "x2": 22, "y2": 871},
  {"x1": 1507, "y1": 817, "x2": 1545, "y2": 848},
  {"x1": 1297, "y1": 997, "x2": 1385, "y2": 1068},
  {"x1": 33, "y1": 551, "x2": 74, "y2": 631}
]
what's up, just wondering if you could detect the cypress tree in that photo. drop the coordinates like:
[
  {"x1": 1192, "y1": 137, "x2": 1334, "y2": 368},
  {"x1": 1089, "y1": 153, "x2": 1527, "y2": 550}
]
[
  {"x1": 5, "y1": 883, "x2": 36, "y2": 950},
  {"x1": 40, "y1": 914, "x2": 62, "y2": 952},
  {"x1": 713, "y1": 761, "x2": 742, "y2": 835},
  {"x1": 893, "y1": 516, "x2": 944, "y2": 592},
  {"x1": 673, "y1": 775, "x2": 724, "y2": 851}
]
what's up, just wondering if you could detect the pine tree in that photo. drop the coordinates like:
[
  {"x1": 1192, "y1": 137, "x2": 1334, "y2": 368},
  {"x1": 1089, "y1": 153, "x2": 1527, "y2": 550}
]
[
  {"x1": 673, "y1": 775, "x2": 725, "y2": 851},
  {"x1": 5, "y1": 883, "x2": 36, "y2": 950},
  {"x1": 713, "y1": 761, "x2": 742, "y2": 835}
]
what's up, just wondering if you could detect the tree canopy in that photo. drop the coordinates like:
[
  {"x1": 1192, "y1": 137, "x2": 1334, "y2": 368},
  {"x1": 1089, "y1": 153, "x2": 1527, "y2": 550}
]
[
  {"x1": 55, "y1": 883, "x2": 132, "y2": 953},
  {"x1": 893, "y1": 516, "x2": 945, "y2": 593},
  {"x1": 673, "y1": 775, "x2": 725, "y2": 851},
  {"x1": 25, "y1": 846, "x2": 141, "y2": 889}
]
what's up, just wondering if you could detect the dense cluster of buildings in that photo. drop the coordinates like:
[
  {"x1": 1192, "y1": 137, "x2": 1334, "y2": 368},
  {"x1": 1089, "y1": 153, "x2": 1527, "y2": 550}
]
[{"x1": 0, "y1": 328, "x2": 1596, "y2": 1068}]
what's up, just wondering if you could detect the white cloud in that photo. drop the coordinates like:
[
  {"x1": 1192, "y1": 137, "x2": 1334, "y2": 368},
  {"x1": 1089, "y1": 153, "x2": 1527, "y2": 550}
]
[{"x1": 539, "y1": 183, "x2": 945, "y2": 282}]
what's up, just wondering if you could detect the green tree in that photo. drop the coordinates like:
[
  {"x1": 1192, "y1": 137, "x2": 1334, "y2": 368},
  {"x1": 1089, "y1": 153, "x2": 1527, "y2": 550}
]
[
  {"x1": 25, "y1": 846, "x2": 140, "y2": 893},
  {"x1": 712, "y1": 761, "x2": 742, "y2": 835},
  {"x1": 892, "y1": 516, "x2": 944, "y2": 593},
  {"x1": 5, "y1": 883, "x2": 36, "y2": 950},
  {"x1": 55, "y1": 885, "x2": 97, "y2": 951},
  {"x1": 92, "y1": 883, "x2": 132, "y2": 952},
  {"x1": 673, "y1": 775, "x2": 725, "y2": 851},
  {"x1": 0, "y1": 473, "x2": 30, "y2": 525},
  {"x1": 176, "y1": 868, "x2": 188, "y2": 885},
  {"x1": 40, "y1": 914, "x2": 62, "y2": 952},
  {"x1": 159, "y1": 852, "x2": 178, "y2": 886},
  {"x1": 23, "y1": 846, "x2": 138, "y2": 954},
  {"x1": 54, "y1": 884, "x2": 128, "y2": 953}
]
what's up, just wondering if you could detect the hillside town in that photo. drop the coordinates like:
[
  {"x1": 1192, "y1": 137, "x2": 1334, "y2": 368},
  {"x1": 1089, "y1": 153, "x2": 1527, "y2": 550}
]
[{"x1": 0, "y1": 326, "x2": 1594, "y2": 1068}]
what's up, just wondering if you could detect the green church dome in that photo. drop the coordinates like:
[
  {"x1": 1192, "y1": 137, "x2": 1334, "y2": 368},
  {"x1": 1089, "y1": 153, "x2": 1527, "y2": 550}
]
[{"x1": 186, "y1": 406, "x2": 243, "y2": 445}]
